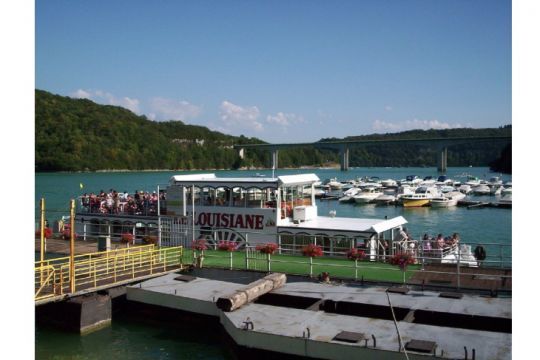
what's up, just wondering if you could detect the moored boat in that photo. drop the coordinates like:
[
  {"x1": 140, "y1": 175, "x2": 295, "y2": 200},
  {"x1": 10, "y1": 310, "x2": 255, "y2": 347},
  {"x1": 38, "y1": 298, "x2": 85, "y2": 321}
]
[{"x1": 401, "y1": 186, "x2": 440, "y2": 207}]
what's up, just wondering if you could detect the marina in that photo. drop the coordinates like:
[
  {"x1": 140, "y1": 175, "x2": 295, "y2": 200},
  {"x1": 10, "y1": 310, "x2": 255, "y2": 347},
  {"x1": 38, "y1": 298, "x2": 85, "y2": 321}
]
[{"x1": 35, "y1": 167, "x2": 512, "y2": 359}]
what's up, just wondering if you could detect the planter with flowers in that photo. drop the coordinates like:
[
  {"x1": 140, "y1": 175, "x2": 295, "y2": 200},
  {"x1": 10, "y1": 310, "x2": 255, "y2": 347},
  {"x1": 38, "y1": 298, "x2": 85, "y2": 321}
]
[
  {"x1": 218, "y1": 240, "x2": 237, "y2": 252},
  {"x1": 256, "y1": 243, "x2": 278, "y2": 255},
  {"x1": 347, "y1": 248, "x2": 366, "y2": 280},
  {"x1": 302, "y1": 244, "x2": 323, "y2": 257},
  {"x1": 143, "y1": 235, "x2": 158, "y2": 245},
  {"x1": 62, "y1": 229, "x2": 78, "y2": 241},
  {"x1": 36, "y1": 227, "x2": 53, "y2": 239},
  {"x1": 389, "y1": 252, "x2": 416, "y2": 284},
  {"x1": 121, "y1": 232, "x2": 135, "y2": 245},
  {"x1": 191, "y1": 239, "x2": 208, "y2": 268}
]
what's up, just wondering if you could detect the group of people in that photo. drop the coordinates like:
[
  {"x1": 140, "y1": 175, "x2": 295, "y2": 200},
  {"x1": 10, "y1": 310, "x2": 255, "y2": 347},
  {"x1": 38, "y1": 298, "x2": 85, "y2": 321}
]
[
  {"x1": 422, "y1": 232, "x2": 460, "y2": 250},
  {"x1": 80, "y1": 189, "x2": 166, "y2": 216}
]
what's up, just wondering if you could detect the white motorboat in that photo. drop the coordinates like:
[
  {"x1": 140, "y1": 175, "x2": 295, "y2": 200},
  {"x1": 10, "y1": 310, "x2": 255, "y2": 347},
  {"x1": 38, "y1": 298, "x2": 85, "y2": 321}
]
[
  {"x1": 490, "y1": 186, "x2": 502, "y2": 195},
  {"x1": 465, "y1": 176, "x2": 481, "y2": 187},
  {"x1": 498, "y1": 194, "x2": 512, "y2": 206},
  {"x1": 327, "y1": 178, "x2": 343, "y2": 190},
  {"x1": 373, "y1": 188, "x2": 397, "y2": 205},
  {"x1": 430, "y1": 192, "x2": 464, "y2": 208},
  {"x1": 380, "y1": 179, "x2": 397, "y2": 187},
  {"x1": 338, "y1": 187, "x2": 361, "y2": 203},
  {"x1": 501, "y1": 187, "x2": 512, "y2": 195},
  {"x1": 472, "y1": 184, "x2": 491, "y2": 195},
  {"x1": 458, "y1": 184, "x2": 473, "y2": 194},
  {"x1": 489, "y1": 176, "x2": 503, "y2": 186},
  {"x1": 353, "y1": 187, "x2": 382, "y2": 204},
  {"x1": 439, "y1": 185, "x2": 455, "y2": 193}
]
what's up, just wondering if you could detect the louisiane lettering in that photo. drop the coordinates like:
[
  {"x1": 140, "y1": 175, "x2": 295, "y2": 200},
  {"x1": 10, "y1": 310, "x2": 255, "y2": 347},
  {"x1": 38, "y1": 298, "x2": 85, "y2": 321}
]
[{"x1": 195, "y1": 212, "x2": 264, "y2": 230}]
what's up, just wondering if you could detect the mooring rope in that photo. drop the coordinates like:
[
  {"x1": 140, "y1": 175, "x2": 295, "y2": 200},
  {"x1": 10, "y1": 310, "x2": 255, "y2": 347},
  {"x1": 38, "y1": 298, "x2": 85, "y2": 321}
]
[{"x1": 385, "y1": 290, "x2": 410, "y2": 360}]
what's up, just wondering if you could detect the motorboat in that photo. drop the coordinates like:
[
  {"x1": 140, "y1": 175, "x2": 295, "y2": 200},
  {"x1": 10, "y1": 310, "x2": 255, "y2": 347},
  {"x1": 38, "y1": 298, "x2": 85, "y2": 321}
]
[
  {"x1": 498, "y1": 194, "x2": 512, "y2": 207},
  {"x1": 401, "y1": 175, "x2": 422, "y2": 186},
  {"x1": 465, "y1": 176, "x2": 481, "y2": 187},
  {"x1": 490, "y1": 186, "x2": 503, "y2": 195},
  {"x1": 327, "y1": 178, "x2": 343, "y2": 190},
  {"x1": 501, "y1": 187, "x2": 512, "y2": 196},
  {"x1": 353, "y1": 187, "x2": 382, "y2": 204},
  {"x1": 458, "y1": 184, "x2": 473, "y2": 194},
  {"x1": 489, "y1": 176, "x2": 503, "y2": 186},
  {"x1": 380, "y1": 179, "x2": 397, "y2": 187},
  {"x1": 472, "y1": 184, "x2": 491, "y2": 195},
  {"x1": 401, "y1": 186, "x2": 441, "y2": 207},
  {"x1": 438, "y1": 185, "x2": 455, "y2": 193},
  {"x1": 396, "y1": 184, "x2": 416, "y2": 200},
  {"x1": 338, "y1": 187, "x2": 361, "y2": 203},
  {"x1": 373, "y1": 188, "x2": 397, "y2": 205},
  {"x1": 430, "y1": 191, "x2": 464, "y2": 208}
]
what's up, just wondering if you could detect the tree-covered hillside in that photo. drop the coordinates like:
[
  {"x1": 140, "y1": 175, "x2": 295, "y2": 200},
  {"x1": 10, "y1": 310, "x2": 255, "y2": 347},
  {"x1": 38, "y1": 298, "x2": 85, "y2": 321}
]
[{"x1": 35, "y1": 89, "x2": 511, "y2": 172}]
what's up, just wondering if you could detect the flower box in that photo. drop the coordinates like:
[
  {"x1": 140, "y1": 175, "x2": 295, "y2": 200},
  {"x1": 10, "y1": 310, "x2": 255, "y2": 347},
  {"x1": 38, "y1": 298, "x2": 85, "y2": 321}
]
[
  {"x1": 302, "y1": 244, "x2": 323, "y2": 257},
  {"x1": 256, "y1": 243, "x2": 278, "y2": 255},
  {"x1": 191, "y1": 239, "x2": 208, "y2": 251},
  {"x1": 346, "y1": 248, "x2": 366, "y2": 261},
  {"x1": 35, "y1": 228, "x2": 53, "y2": 239},
  {"x1": 217, "y1": 240, "x2": 237, "y2": 252},
  {"x1": 121, "y1": 233, "x2": 134, "y2": 243},
  {"x1": 389, "y1": 252, "x2": 416, "y2": 271},
  {"x1": 143, "y1": 235, "x2": 158, "y2": 245}
]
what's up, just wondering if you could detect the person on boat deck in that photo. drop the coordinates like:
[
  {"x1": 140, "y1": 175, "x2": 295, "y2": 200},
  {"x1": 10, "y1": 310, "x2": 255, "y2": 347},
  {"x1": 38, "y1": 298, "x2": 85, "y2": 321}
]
[
  {"x1": 451, "y1": 233, "x2": 460, "y2": 245},
  {"x1": 399, "y1": 227, "x2": 409, "y2": 242},
  {"x1": 436, "y1": 234, "x2": 445, "y2": 249}
]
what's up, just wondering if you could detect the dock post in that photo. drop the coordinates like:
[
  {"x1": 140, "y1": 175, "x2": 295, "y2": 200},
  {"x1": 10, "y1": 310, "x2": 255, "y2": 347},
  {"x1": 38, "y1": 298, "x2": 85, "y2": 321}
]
[
  {"x1": 40, "y1": 198, "x2": 46, "y2": 285},
  {"x1": 69, "y1": 199, "x2": 76, "y2": 293},
  {"x1": 457, "y1": 245, "x2": 461, "y2": 290}
]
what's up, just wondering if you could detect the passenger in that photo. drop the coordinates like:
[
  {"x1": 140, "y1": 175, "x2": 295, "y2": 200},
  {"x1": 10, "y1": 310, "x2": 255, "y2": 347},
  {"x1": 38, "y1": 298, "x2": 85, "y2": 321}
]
[
  {"x1": 451, "y1": 232, "x2": 460, "y2": 245},
  {"x1": 436, "y1": 234, "x2": 445, "y2": 249}
]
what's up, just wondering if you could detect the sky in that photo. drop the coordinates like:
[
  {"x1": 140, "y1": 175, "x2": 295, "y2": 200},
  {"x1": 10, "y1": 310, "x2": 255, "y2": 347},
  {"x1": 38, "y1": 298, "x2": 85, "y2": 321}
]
[{"x1": 35, "y1": 0, "x2": 511, "y2": 142}]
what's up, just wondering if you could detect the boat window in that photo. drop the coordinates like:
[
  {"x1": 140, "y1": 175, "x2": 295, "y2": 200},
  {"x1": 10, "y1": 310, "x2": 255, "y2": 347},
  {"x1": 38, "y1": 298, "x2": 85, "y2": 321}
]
[
  {"x1": 215, "y1": 187, "x2": 230, "y2": 206},
  {"x1": 232, "y1": 187, "x2": 245, "y2": 207},
  {"x1": 263, "y1": 188, "x2": 277, "y2": 208},
  {"x1": 201, "y1": 187, "x2": 214, "y2": 206},
  {"x1": 246, "y1": 187, "x2": 263, "y2": 208}
]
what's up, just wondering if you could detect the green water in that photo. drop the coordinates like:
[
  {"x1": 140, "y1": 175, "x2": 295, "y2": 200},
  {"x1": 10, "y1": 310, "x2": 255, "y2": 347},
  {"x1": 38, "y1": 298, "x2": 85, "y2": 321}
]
[{"x1": 35, "y1": 167, "x2": 511, "y2": 359}]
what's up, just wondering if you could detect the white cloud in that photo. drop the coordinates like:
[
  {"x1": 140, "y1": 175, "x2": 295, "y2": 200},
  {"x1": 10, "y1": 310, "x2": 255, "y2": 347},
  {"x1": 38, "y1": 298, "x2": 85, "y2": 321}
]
[
  {"x1": 149, "y1": 97, "x2": 201, "y2": 121},
  {"x1": 70, "y1": 89, "x2": 140, "y2": 114},
  {"x1": 373, "y1": 118, "x2": 464, "y2": 132},
  {"x1": 266, "y1": 112, "x2": 304, "y2": 128},
  {"x1": 385, "y1": 105, "x2": 393, "y2": 111},
  {"x1": 219, "y1": 100, "x2": 263, "y2": 132}
]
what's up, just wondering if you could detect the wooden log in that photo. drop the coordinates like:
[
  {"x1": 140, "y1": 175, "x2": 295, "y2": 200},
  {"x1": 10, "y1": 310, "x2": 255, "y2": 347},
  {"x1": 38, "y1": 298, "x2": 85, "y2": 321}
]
[{"x1": 216, "y1": 273, "x2": 287, "y2": 312}]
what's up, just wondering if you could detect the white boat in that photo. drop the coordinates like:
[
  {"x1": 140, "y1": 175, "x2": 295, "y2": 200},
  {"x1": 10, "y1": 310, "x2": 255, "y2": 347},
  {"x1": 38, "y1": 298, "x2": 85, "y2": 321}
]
[
  {"x1": 472, "y1": 184, "x2": 491, "y2": 195},
  {"x1": 430, "y1": 191, "x2": 464, "y2": 208},
  {"x1": 380, "y1": 179, "x2": 397, "y2": 187},
  {"x1": 338, "y1": 187, "x2": 361, "y2": 203},
  {"x1": 501, "y1": 187, "x2": 512, "y2": 195},
  {"x1": 489, "y1": 176, "x2": 503, "y2": 186},
  {"x1": 373, "y1": 193, "x2": 396, "y2": 205},
  {"x1": 491, "y1": 186, "x2": 502, "y2": 195},
  {"x1": 327, "y1": 177, "x2": 343, "y2": 190},
  {"x1": 465, "y1": 176, "x2": 481, "y2": 187},
  {"x1": 353, "y1": 187, "x2": 382, "y2": 204},
  {"x1": 438, "y1": 185, "x2": 455, "y2": 193},
  {"x1": 498, "y1": 194, "x2": 512, "y2": 206},
  {"x1": 458, "y1": 184, "x2": 472, "y2": 194}
]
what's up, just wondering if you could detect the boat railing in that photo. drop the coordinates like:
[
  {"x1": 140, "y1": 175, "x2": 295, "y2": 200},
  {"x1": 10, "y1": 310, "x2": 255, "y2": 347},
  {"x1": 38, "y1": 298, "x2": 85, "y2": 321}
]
[{"x1": 76, "y1": 196, "x2": 164, "y2": 217}]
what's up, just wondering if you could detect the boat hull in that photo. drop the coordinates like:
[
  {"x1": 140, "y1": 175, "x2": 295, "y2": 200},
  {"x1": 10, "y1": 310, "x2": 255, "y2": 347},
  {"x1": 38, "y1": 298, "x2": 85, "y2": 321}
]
[{"x1": 402, "y1": 198, "x2": 431, "y2": 207}]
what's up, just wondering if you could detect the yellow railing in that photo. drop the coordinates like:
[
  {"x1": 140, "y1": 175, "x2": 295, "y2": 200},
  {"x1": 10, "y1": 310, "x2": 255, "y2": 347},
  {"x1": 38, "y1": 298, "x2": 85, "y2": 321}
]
[{"x1": 35, "y1": 245, "x2": 183, "y2": 302}]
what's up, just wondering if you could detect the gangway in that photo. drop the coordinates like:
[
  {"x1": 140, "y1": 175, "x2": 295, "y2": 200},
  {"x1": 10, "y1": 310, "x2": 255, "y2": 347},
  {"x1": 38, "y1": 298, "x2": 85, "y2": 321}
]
[{"x1": 35, "y1": 244, "x2": 184, "y2": 305}]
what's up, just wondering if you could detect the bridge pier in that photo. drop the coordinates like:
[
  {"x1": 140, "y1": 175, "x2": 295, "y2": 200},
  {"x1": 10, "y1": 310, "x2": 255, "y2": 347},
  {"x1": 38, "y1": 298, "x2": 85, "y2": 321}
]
[
  {"x1": 339, "y1": 147, "x2": 349, "y2": 171},
  {"x1": 437, "y1": 147, "x2": 448, "y2": 173},
  {"x1": 271, "y1": 149, "x2": 279, "y2": 170}
]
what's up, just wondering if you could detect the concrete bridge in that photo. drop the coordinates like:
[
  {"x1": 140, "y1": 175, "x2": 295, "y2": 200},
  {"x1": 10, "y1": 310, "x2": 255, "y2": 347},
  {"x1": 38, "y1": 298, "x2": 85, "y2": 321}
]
[{"x1": 234, "y1": 136, "x2": 511, "y2": 172}]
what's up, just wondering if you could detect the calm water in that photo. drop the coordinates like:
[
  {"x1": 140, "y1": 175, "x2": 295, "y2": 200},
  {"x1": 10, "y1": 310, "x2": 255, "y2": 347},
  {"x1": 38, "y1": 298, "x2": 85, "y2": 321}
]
[{"x1": 35, "y1": 167, "x2": 512, "y2": 359}]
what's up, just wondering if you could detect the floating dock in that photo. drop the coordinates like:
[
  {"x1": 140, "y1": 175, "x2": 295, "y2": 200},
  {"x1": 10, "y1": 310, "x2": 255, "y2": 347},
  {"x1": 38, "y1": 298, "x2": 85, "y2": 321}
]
[{"x1": 127, "y1": 272, "x2": 511, "y2": 359}]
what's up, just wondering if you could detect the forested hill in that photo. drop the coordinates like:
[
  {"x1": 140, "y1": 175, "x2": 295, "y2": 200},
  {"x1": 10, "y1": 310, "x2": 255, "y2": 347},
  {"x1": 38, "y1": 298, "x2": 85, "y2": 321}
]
[
  {"x1": 35, "y1": 90, "x2": 268, "y2": 171},
  {"x1": 35, "y1": 89, "x2": 511, "y2": 172}
]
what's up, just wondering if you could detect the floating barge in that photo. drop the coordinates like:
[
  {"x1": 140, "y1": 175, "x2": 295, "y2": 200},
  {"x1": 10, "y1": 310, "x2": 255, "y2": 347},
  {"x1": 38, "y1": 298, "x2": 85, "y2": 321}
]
[{"x1": 126, "y1": 272, "x2": 511, "y2": 359}]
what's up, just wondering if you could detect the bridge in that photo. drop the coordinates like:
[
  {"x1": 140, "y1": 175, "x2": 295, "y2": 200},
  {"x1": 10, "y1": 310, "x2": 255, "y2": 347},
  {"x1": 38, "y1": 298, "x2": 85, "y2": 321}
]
[
  {"x1": 35, "y1": 244, "x2": 184, "y2": 306},
  {"x1": 233, "y1": 136, "x2": 511, "y2": 172}
]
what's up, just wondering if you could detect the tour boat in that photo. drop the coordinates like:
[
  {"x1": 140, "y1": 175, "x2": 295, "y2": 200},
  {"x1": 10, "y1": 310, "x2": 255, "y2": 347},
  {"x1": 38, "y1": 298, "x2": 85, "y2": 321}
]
[{"x1": 75, "y1": 173, "x2": 410, "y2": 259}]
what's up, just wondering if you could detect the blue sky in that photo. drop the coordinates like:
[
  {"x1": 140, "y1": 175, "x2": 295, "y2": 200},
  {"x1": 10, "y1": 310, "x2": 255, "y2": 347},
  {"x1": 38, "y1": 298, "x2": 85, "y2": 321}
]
[{"x1": 36, "y1": 0, "x2": 511, "y2": 142}]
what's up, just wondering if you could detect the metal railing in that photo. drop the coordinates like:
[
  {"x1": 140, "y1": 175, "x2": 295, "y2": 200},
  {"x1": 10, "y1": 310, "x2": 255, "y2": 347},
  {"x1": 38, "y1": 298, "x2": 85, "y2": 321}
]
[{"x1": 35, "y1": 245, "x2": 183, "y2": 303}]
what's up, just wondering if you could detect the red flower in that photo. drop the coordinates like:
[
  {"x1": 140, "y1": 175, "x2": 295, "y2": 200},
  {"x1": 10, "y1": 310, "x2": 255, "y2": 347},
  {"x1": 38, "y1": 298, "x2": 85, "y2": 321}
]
[
  {"x1": 389, "y1": 252, "x2": 416, "y2": 270},
  {"x1": 302, "y1": 244, "x2": 323, "y2": 257},
  {"x1": 191, "y1": 239, "x2": 208, "y2": 251},
  {"x1": 217, "y1": 240, "x2": 237, "y2": 252},
  {"x1": 121, "y1": 233, "x2": 134, "y2": 243},
  {"x1": 256, "y1": 243, "x2": 278, "y2": 254},
  {"x1": 36, "y1": 228, "x2": 53, "y2": 238},
  {"x1": 347, "y1": 248, "x2": 366, "y2": 261}
]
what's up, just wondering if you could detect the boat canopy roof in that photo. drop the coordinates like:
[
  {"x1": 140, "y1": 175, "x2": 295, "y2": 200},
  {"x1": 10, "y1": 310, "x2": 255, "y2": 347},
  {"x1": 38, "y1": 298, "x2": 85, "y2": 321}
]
[
  {"x1": 169, "y1": 173, "x2": 320, "y2": 189},
  {"x1": 280, "y1": 215, "x2": 407, "y2": 236}
]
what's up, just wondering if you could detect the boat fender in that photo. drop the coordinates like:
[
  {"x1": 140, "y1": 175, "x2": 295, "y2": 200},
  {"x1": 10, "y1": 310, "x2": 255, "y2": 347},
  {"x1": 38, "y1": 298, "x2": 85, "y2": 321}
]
[{"x1": 473, "y1": 245, "x2": 486, "y2": 260}]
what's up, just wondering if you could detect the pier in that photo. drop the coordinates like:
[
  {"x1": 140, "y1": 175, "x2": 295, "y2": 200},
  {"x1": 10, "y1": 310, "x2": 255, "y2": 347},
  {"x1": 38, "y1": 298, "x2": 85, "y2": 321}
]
[{"x1": 126, "y1": 271, "x2": 511, "y2": 359}]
